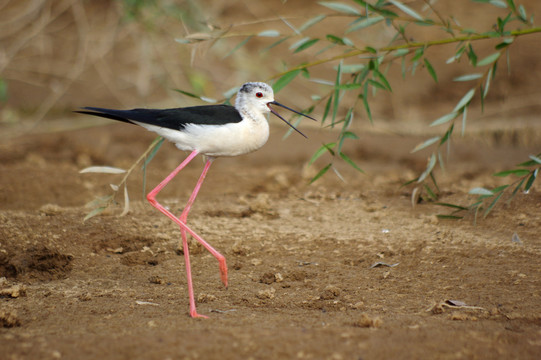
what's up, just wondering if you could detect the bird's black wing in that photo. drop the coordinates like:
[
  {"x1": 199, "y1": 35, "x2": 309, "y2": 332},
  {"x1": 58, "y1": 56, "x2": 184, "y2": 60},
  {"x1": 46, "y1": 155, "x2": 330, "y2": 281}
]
[{"x1": 75, "y1": 105, "x2": 243, "y2": 130}]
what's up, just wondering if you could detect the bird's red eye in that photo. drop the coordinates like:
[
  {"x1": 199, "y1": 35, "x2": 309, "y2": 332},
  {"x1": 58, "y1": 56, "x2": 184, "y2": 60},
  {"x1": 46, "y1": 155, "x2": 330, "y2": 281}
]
[{"x1": 256, "y1": 92, "x2": 263, "y2": 98}]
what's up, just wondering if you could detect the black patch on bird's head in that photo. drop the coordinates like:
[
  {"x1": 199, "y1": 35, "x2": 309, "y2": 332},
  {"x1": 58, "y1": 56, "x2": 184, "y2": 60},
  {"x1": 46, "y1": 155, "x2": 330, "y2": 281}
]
[
  {"x1": 239, "y1": 82, "x2": 269, "y2": 94},
  {"x1": 239, "y1": 83, "x2": 257, "y2": 93}
]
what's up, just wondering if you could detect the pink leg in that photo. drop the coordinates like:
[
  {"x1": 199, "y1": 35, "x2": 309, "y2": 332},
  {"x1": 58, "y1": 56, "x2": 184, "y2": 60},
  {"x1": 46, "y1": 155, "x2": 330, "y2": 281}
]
[{"x1": 146, "y1": 150, "x2": 227, "y2": 318}]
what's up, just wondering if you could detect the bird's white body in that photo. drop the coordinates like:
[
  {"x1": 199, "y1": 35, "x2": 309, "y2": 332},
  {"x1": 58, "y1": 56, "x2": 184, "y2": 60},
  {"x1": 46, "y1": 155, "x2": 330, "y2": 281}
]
[
  {"x1": 136, "y1": 115, "x2": 269, "y2": 157},
  {"x1": 136, "y1": 82, "x2": 274, "y2": 157}
]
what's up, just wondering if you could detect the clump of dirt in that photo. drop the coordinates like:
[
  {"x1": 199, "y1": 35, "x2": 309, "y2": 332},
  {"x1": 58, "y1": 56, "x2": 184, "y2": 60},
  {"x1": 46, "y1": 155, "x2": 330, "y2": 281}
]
[
  {"x1": 0, "y1": 247, "x2": 73, "y2": 281},
  {"x1": 92, "y1": 235, "x2": 155, "y2": 254},
  {"x1": 0, "y1": 310, "x2": 21, "y2": 328}
]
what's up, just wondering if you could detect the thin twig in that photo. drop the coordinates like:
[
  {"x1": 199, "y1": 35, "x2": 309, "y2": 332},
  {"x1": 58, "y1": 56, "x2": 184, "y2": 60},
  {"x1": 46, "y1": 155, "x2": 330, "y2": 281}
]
[{"x1": 268, "y1": 27, "x2": 541, "y2": 80}]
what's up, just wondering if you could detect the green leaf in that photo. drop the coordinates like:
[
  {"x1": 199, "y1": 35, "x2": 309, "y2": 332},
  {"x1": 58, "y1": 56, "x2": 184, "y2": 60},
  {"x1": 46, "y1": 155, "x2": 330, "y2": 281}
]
[
  {"x1": 411, "y1": 136, "x2": 440, "y2": 153},
  {"x1": 373, "y1": 69, "x2": 392, "y2": 91},
  {"x1": 309, "y1": 142, "x2": 336, "y2": 165},
  {"x1": 334, "y1": 83, "x2": 363, "y2": 90},
  {"x1": 423, "y1": 183, "x2": 438, "y2": 201},
  {"x1": 294, "y1": 38, "x2": 319, "y2": 53},
  {"x1": 326, "y1": 34, "x2": 346, "y2": 45},
  {"x1": 83, "y1": 206, "x2": 107, "y2": 222},
  {"x1": 346, "y1": 15, "x2": 384, "y2": 33},
  {"x1": 356, "y1": 65, "x2": 370, "y2": 84},
  {"x1": 322, "y1": 95, "x2": 333, "y2": 124},
  {"x1": 337, "y1": 120, "x2": 355, "y2": 151},
  {"x1": 365, "y1": 46, "x2": 377, "y2": 54},
  {"x1": 0, "y1": 78, "x2": 7, "y2": 102},
  {"x1": 491, "y1": 0, "x2": 509, "y2": 9},
  {"x1": 492, "y1": 185, "x2": 510, "y2": 193},
  {"x1": 528, "y1": 154, "x2": 541, "y2": 164},
  {"x1": 318, "y1": 1, "x2": 360, "y2": 15},
  {"x1": 453, "y1": 73, "x2": 483, "y2": 82},
  {"x1": 436, "y1": 214, "x2": 464, "y2": 220},
  {"x1": 447, "y1": 45, "x2": 466, "y2": 64},
  {"x1": 299, "y1": 15, "x2": 327, "y2": 32},
  {"x1": 315, "y1": 44, "x2": 335, "y2": 57},
  {"x1": 342, "y1": 131, "x2": 359, "y2": 140},
  {"x1": 388, "y1": 0, "x2": 423, "y2": 21},
  {"x1": 439, "y1": 124, "x2": 454, "y2": 145},
  {"x1": 143, "y1": 137, "x2": 165, "y2": 168},
  {"x1": 430, "y1": 112, "x2": 458, "y2": 127},
  {"x1": 394, "y1": 48, "x2": 409, "y2": 57},
  {"x1": 340, "y1": 64, "x2": 365, "y2": 73},
  {"x1": 524, "y1": 169, "x2": 538, "y2": 192},
  {"x1": 469, "y1": 187, "x2": 493, "y2": 195},
  {"x1": 506, "y1": 0, "x2": 516, "y2": 12},
  {"x1": 461, "y1": 106, "x2": 468, "y2": 135},
  {"x1": 367, "y1": 79, "x2": 386, "y2": 91},
  {"x1": 476, "y1": 52, "x2": 501, "y2": 66},
  {"x1": 258, "y1": 30, "x2": 280, "y2": 37},
  {"x1": 281, "y1": 116, "x2": 303, "y2": 140},
  {"x1": 493, "y1": 169, "x2": 531, "y2": 177},
  {"x1": 412, "y1": 47, "x2": 425, "y2": 61},
  {"x1": 310, "y1": 163, "x2": 333, "y2": 183},
  {"x1": 424, "y1": 58, "x2": 438, "y2": 83},
  {"x1": 290, "y1": 37, "x2": 320, "y2": 53},
  {"x1": 466, "y1": 44, "x2": 478, "y2": 66},
  {"x1": 174, "y1": 38, "x2": 192, "y2": 44},
  {"x1": 471, "y1": 0, "x2": 507, "y2": 8},
  {"x1": 273, "y1": 69, "x2": 301, "y2": 93},
  {"x1": 289, "y1": 37, "x2": 309, "y2": 50},
  {"x1": 437, "y1": 149, "x2": 446, "y2": 173},
  {"x1": 339, "y1": 152, "x2": 364, "y2": 173},
  {"x1": 222, "y1": 87, "x2": 238, "y2": 103},
  {"x1": 354, "y1": 0, "x2": 398, "y2": 17},
  {"x1": 483, "y1": 190, "x2": 504, "y2": 218},
  {"x1": 453, "y1": 88, "x2": 475, "y2": 112},
  {"x1": 518, "y1": 5, "x2": 527, "y2": 22},
  {"x1": 430, "y1": 170, "x2": 440, "y2": 193},
  {"x1": 402, "y1": 178, "x2": 419, "y2": 187},
  {"x1": 495, "y1": 38, "x2": 514, "y2": 49},
  {"x1": 435, "y1": 202, "x2": 469, "y2": 211},
  {"x1": 361, "y1": 82, "x2": 372, "y2": 123},
  {"x1": 79, "y1": 166, "x2": 127, "y2": 174},
  {"x1": 173, "y1": 88, "x2": 203, "y2": 99},
  {"x1": 517, "y1": 153, "x2": 541, "y2": 166},
  {"x1": 508, "y1": 177, "x2": 526, "y2": 201},
  {"x1": 84, "y1": 195, "x2": 113, "y2": 209},
  {"x1": 461, "y1": 28, "x2": 477, "y2": 35},
  {"x1": 332, "y1": 62, "x2": 342, "y2": 126},
  {"x1": 262, "y1": 36, "x2": 291, "y2": 52},
  {"x1": 483, "y1": 66, "x2": 494, "y2": 98},
  {"x1": 418, "y1": 153, "x2": 437, "y2": 183}
]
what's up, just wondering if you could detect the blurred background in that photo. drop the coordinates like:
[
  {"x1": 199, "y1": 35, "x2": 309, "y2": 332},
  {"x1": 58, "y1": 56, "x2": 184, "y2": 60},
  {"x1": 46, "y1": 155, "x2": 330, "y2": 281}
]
[{"x1": 1, "y1": 0, "x2": 541, "y2": 143}]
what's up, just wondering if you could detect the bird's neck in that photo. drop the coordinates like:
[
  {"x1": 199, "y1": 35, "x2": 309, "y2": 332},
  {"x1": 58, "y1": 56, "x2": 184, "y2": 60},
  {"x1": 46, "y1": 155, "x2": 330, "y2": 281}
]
[{"x1": 239, "y1": 107, "x2": 267, "y2": 124}]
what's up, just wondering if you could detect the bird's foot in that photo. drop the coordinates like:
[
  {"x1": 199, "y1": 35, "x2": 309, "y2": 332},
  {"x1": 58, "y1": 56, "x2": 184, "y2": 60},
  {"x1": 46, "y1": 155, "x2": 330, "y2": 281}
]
[
  {"x1": 190, "y1": 310, "x2": 209, "y2": 319},
  {"x1": 219, "y1": 259, "x2": 228, "y2": 288}
]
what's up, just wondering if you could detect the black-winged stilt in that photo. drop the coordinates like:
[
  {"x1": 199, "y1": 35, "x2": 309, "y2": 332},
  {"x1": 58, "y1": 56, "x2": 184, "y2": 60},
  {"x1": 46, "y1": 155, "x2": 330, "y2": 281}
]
[{"x1": 76, "y1": 82, "x2": 315, "y2": 318}]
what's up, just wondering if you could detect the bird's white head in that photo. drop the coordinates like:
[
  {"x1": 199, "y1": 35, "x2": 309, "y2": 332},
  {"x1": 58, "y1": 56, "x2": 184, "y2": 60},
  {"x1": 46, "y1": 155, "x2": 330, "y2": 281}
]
[
  {"x1": 235, "y1": 82, "x2": 274, "y2": 115},
  {"x1": 234, "y1": 82, "x2": 316, "y2": 138}
]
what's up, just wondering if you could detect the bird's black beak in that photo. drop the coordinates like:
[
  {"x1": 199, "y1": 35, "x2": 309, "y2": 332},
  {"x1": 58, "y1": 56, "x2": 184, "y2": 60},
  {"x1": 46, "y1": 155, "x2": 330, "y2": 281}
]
[{"x1": 267, "y1": 101, "x2": 317, "y2": 139}]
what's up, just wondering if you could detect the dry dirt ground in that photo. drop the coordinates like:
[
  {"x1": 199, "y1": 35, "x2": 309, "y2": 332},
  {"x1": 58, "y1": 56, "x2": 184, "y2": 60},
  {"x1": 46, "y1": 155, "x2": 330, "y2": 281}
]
[
  {"x1": 2, "y1": 1, "x2": 541, "y2": 359},
  {"x1": 1, "y1": 121, "x2": 540, "y2": 359}
]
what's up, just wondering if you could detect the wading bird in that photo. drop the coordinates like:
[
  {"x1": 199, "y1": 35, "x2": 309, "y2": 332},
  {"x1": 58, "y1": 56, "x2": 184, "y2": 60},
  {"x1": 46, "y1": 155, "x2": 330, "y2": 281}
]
[{"x1": 77, "y1": 82, "x2": 316, "y2": 318}]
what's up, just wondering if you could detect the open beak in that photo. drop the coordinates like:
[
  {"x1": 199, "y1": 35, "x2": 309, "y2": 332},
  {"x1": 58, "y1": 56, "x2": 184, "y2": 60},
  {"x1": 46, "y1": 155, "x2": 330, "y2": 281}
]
[{"x1": 267, "y1": 101, "x2": 317, "y2": 139}]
